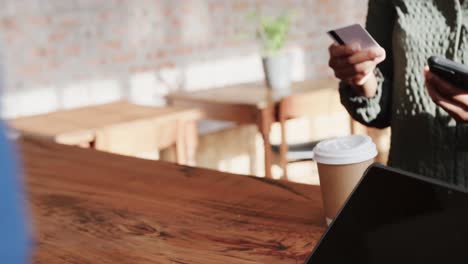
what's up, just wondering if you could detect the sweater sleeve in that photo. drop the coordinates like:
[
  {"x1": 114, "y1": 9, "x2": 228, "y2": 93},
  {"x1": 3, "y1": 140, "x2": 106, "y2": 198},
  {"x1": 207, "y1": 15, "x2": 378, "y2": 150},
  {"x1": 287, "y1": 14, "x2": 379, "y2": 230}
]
[{"x1": 339, "y1": 0, "x2": 395, "y2": 129}]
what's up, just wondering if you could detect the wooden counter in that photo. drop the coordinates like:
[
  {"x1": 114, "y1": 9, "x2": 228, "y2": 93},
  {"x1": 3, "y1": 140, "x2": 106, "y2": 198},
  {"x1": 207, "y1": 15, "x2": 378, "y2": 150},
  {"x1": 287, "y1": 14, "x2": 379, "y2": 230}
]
[{"x1": 19, "y1": 138, "x2": 326, "y2": 263}]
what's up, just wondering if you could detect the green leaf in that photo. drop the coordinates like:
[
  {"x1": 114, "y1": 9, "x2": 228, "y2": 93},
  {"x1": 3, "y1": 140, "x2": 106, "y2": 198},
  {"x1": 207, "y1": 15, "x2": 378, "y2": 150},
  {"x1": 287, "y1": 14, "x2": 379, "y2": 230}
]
[{"x1": 247, "y1": 10, "x2": 293, "y2": 54}]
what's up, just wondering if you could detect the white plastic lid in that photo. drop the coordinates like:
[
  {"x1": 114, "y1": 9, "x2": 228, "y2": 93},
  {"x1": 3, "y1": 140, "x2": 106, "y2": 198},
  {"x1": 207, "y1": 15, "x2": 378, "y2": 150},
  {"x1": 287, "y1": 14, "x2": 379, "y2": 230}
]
[{"x1": 313, "y1": 135, "x2": 377, "y2": 165}]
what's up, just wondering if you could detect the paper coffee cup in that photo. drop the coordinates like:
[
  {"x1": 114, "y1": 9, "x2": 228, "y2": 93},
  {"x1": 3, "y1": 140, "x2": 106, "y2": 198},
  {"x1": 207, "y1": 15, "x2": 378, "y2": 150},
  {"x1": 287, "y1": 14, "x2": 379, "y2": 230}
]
[{"x1": 313, "y1": 135, "x2": 377, "y2": 225}]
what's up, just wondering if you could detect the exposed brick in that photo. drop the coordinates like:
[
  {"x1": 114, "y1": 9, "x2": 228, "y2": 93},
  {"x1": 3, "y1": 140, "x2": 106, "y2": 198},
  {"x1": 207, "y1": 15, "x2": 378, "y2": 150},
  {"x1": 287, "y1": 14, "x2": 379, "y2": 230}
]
[
  {"x1": 112, "y1": 52, "x2": 137, "y2": 64},
  {"x1": 104, "y1": 40, "x2": 121, "y2": 50},
  {"x1": 27, "y1": 15, "x2": 52, "y2": 27},
  {"x1": 64, "y1": 45, "x2": 81, "y2": 56},
  {"x1": 0, "y1": 18, "x2": 17, "y2": 31},
  {"x1": 33, "y1": 47, "x2": 54, "y2": 58},
  {"x1": 0, "y1": 0, "x2": 369, "y2": 117},
  {"x1": 19, "y1": 64, "x2": 44, "y2": 76},
  {"x1": 48, "y1": 31, "x2": 68, "y2": 42},
  {"x1": 47, "y1": 60, "x2": 62, "y2": 70}
]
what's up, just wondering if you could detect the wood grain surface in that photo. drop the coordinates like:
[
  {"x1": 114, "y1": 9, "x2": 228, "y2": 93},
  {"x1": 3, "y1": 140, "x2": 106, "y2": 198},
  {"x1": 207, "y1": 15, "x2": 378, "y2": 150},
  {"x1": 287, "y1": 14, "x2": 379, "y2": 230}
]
[{"x1": 19, "y1": 138, "x2": 326, "y2": 263}]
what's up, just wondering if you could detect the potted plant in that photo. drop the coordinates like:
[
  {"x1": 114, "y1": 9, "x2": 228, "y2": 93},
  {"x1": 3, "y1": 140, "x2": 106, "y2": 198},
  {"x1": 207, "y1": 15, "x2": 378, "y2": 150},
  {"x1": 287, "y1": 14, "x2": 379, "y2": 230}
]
[{"x1": 250, "y1": 12, "x2": 293, "y2": 91}]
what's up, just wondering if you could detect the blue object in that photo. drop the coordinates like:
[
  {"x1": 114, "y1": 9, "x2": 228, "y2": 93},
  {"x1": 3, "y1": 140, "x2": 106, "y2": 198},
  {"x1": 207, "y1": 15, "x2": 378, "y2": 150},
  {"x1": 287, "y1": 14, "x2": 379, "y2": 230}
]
[{"x1": 0, "y1": 122, "x2": 30, "y2": 263}]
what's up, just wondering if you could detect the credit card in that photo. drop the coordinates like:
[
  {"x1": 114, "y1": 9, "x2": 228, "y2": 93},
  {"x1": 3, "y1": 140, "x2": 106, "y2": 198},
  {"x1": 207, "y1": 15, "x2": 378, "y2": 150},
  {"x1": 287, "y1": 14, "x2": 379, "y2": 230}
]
[{"x1": 328, "y1": 24, "x2": 379, "y2": 50}]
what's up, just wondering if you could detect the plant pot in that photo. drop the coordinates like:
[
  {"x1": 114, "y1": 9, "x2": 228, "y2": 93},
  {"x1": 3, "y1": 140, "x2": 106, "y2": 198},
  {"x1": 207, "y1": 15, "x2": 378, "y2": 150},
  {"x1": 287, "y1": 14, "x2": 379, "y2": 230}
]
[{"x1": 262, "y1": 53, "x2": 292, "y2": 91}]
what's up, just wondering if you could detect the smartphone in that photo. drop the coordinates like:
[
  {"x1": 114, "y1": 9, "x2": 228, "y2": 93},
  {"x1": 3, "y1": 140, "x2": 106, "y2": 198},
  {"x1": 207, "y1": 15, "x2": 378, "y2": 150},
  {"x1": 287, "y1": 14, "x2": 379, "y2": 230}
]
[
  {"x1": 327, "y1": 24, "x2": 379, "y2": 50},
  {"x1": 428, "y1": 56, "x2": 468, "y2": 90}
]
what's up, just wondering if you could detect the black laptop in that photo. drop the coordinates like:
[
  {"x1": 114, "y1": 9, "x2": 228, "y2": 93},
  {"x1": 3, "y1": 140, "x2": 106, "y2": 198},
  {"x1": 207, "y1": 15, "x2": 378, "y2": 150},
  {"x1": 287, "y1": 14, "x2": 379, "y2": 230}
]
[{"x1": 305, "y1": 164, "x2": 468, "y2": 264}]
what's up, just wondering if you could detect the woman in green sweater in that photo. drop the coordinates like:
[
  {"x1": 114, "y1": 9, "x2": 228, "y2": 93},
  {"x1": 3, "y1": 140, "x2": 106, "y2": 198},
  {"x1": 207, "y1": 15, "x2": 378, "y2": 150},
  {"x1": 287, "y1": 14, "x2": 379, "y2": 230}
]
[{"x1": 329, "y1": 0, "x2": 468, "y2": 187}]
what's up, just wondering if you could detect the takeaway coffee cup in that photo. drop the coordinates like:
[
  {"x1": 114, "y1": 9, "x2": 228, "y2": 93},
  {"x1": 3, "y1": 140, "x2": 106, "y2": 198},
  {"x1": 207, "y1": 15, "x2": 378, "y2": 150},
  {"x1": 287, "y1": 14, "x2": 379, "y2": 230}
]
[{"x1": 313, "y1": 135, "x2": 377, "y2": 226}]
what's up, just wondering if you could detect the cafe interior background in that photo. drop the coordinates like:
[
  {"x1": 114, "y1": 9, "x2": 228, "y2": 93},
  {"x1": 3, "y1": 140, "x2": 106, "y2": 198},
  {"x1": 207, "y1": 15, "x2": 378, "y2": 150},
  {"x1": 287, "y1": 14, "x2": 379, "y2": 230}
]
[{"x1": 0, "y1": 0, "x2": 389, "y2": 184}]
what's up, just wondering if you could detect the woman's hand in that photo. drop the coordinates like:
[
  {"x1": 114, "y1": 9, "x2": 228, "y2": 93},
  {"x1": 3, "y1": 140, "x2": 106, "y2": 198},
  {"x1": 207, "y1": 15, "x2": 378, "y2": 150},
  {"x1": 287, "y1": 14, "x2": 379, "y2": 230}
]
[
  {"x1": 424, "y1": 67, "x2": 468, "y2": 122},
  {"x1": 328, "y1": 43, "x2": 386, "y2": 98}
]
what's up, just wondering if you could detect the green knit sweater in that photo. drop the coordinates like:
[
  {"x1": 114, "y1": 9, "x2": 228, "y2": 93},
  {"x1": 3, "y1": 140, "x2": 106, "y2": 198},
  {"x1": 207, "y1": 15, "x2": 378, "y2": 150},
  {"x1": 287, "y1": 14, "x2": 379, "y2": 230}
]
[{"x1": 340, "y1": 0, "x2": 468, "y2": 187}]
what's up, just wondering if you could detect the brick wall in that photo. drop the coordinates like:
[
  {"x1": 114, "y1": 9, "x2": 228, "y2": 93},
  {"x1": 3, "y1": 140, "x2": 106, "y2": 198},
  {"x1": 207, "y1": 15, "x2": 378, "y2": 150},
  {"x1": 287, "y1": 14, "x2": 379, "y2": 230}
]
[{"x1": 0, "y1": 0, "x2": 368, "y2": 118}]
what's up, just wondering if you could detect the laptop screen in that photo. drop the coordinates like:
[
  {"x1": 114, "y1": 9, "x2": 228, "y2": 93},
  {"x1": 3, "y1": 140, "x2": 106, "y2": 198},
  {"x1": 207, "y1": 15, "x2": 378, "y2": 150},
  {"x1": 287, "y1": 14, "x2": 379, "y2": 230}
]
[{"x1": 306, "y1": 165, "x2": 468, "y2": 264}]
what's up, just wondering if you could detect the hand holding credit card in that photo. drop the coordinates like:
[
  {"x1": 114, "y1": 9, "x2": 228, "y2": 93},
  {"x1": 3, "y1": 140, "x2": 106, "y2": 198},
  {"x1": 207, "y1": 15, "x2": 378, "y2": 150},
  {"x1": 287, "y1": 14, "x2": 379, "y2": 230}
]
[{"x1": 327, "y1": 24, "x2": 385, "y2": 93}]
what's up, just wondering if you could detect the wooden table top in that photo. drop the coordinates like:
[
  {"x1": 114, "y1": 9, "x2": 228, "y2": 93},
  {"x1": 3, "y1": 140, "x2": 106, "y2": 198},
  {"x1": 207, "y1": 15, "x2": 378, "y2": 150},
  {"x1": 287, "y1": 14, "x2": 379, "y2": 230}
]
[
  {"x1": 167, "y1": 79, "x2": 339, "y2": 109},
  {"x1": 20, "y1": 138, "x2": 326, "y2": 263},
  {"x1": 9, "y1": 101, "x2": 201, "y2": 145}
]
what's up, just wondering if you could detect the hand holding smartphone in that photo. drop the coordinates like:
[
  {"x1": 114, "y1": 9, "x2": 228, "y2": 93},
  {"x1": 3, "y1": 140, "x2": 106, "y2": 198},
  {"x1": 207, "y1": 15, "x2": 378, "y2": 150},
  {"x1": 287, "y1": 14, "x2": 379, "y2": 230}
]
[
  {"x1": 428, "y1": 56, "x2": 468, "y2": 91},
  {"x1": 425, "y1": 56, "x2": 468, "y2": 122}
]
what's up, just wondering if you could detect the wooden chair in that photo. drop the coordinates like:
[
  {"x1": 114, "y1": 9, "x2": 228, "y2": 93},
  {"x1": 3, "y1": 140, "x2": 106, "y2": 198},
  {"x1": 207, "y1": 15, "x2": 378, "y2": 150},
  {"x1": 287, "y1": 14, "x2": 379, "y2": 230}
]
[{"x1": 276, "y1": 92, "x2": 358, "y2": 179}]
